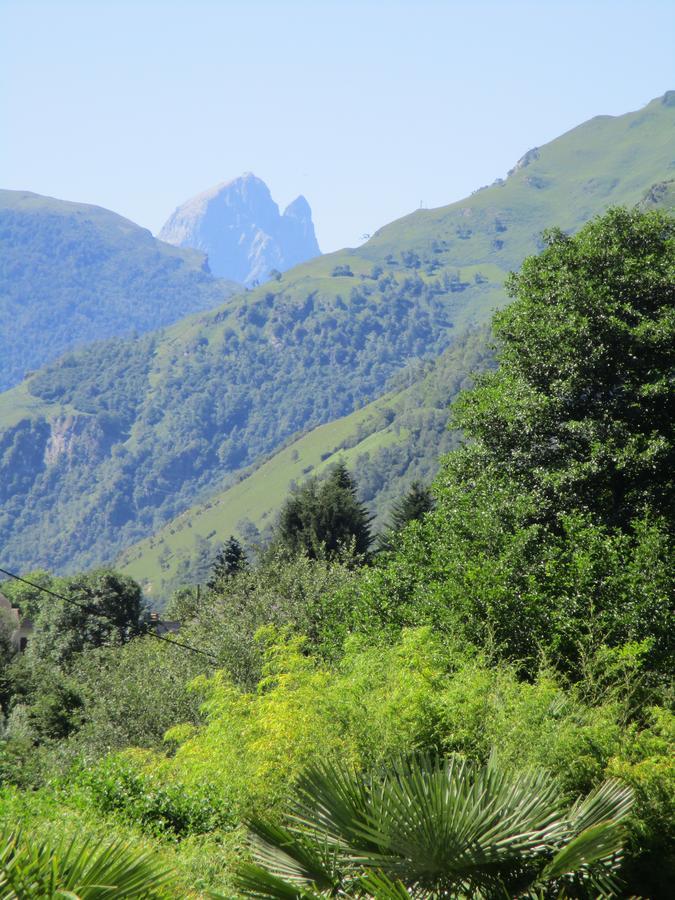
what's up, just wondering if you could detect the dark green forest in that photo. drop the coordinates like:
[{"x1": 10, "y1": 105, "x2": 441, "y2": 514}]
[{"x1": 0, "y1": 208, "x2": 672, "y2": 898}]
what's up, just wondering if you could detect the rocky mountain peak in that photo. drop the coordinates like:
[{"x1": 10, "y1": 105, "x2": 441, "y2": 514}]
[
  {"x1": 283, "y1": 194, "x2": 312, "y2": 219},
  {"x1": 159, "y1": 175, "x2": 321, "y2": 285}
]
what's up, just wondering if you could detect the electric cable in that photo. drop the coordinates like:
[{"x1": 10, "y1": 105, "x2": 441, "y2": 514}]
[{"x1": 0, "y1": 566, "x2": 218, "y2": 663}]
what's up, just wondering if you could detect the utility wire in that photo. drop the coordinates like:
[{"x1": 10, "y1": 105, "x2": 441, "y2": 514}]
[{"x1": 0, "y1": 566, "x2": 218, "y2": 663}]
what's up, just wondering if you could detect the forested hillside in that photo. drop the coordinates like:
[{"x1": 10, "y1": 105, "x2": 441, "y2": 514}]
[
  {"x1": 117, "y1": 327, "x2": 494, "y2": 600},
  {"x1": 0, "y1": 190, "x2": 238, "y2": 390},
  {"x1": 0, "y1": 93, "x2": 673, "y2": 575},
  {"x1": 1, "y1": 207, "x2": 671, "y2": 898}
]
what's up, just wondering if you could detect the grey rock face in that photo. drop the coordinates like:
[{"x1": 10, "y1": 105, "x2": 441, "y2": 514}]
[{"x1": 158, "y1": 173, "x2": 321, "y2": 284}]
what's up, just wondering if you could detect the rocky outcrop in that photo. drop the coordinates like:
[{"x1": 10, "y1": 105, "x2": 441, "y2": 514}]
[
  {"x1": 158, "y1": 174, "x2": 321, "y2": 285},
  {"x1": 44, "y1": 414, "x2": 98, "y2": 466},
  {"x1": 507, "y1": 147, "x2": 540, "y2": 177}
]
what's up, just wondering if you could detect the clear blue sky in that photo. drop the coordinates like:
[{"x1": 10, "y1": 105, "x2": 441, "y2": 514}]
[{"x1": 2, "y1": 0, "x2": 674, "y2": 251}]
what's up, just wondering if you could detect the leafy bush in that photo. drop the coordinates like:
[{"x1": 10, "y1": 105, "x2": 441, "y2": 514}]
[
  {"x1": 337, "y1": 508, "x2": 672, "y2": 677},
  {"x1": 89, "y1": 627, "x2": 671, "y2": 891},
  {"x1": 77, "y1": 753, "x2": 233, "y2": 838},
  {"x1": 605, "y1": 707, "x2": 675, "y2": 897},
  {"x1": 68, "y1": 639, "x2": 206, "y2": 758},
  {"x1": 182, "y1": 549, "x2": 359, "y2": 687}
]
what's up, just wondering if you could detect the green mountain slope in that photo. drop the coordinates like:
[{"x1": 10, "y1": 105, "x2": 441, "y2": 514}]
[
  {"x1": 123, "y1": 162, "x2": 675, "y2": 602},
  {"x1": 117, "y1": 329, "x2": 492, "y2": 600},
  {"x1": 0, "y1": 190, "x2": 238, "y2": 390},
  {"x1": 0, "y1": 92, "x2": 673, "y2": 576}
]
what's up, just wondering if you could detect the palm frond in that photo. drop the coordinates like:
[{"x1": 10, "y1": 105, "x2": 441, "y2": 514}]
[
  {"x1": 355, "y1": 870, "x2": 414, "y2": 898},
  {"x1": 230, "y1": 862, "x2": 327, "y2": 899},
  {"x1": 291, "y1": 758, "x2": 375, "y2": 850},
  {"x1": 0, "y1": 827, "x2": 173, "y2": 899},
  {"x1": 236, "y1": 753, "x2": 635, "y2": 899},
  {"x1": 288, "y1": 754, "x2": 564, "y2": 890},
  {"x1": 541, "y1": 821, "x2": 626, "y2": 880},
  {"x1": 245, "y1": 819, "x2": 343, "y2": 893},
  {"x1": 566, "y1": 779, "x2": 634, "y2": 835}
]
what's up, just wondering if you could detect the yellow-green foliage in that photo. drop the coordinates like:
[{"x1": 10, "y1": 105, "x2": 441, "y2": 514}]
[
  {"x1": 606, "y1": 707, "x2": 674, "y2": 857},
  {"x1": 120, "y1": 627, "x2": 671, "y2": 841},
  {"x1": 159, "y1": 628, "x2": 448, "y2": 813},
  {"x1": 10, "y1": 628, "x2": 671, "y2": 895}
]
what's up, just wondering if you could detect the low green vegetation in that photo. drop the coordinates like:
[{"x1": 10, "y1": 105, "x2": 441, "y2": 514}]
[{"x1": 0, "y1": 207, "x2": 672, "y2": 897}]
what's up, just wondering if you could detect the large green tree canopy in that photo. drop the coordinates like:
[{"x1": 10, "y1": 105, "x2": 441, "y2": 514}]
[
  {"x1": 345, "y1": 208, "x2": 674, "y2": 674},
  {"x1": 28, "y1": 569, "x2": 145, "y2": 667},
  {"x1": 453, "y1": 206, "x2": 674, "y2": 527}
]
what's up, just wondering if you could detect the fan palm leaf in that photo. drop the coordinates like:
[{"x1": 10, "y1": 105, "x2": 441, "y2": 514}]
[
  {"x1": 0, "y1": 827, "x2": 173, "y2": 899},
  {"x1": 235, "y1": 754, "x2": 633, "y2": 899},
  {"x1": 246, "y1": 820, "x2": 343, "y2": 892}
]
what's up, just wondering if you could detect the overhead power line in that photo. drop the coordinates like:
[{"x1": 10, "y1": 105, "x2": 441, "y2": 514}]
[{"x1": 0, "y1": 566, "x2": 218, "y2": 663}]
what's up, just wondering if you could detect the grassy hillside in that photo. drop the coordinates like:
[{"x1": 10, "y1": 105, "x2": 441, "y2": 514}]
[
  {"x1": 0, "y1": 190, "x2": 238, "y2": 390},
  {"x1": 0, "y1": 92, "x2": 673, "y2": 576},
  {"x1": 118, "y1": 329, "x2": 492, "y2": 600}
]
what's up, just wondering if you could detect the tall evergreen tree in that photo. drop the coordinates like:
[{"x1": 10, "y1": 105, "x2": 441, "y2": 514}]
[
  {"x1": 276, "y1": 462, "x2": 373, "y2": 560},
  {"x1": 378, "y1": 481, "x2": 435, "y2": 552},
  {"x1": 390, "y1": 481, "x2": 434, "y2": 531},
  {"x1": 207, "y1": 536, "x2": 248, "y2": 588}
]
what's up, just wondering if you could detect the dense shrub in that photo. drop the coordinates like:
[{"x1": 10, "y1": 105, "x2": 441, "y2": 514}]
[{"x1": 76, "y1": 753, "x2": 233, "y2": 837}]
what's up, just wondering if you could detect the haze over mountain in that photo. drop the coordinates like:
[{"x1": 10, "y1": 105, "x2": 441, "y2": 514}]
[
  {"x1": 0, "y1": 190, "x2": 238, "y2": 391},
  {"x1": 0, "y1": 92, "x2": 673, "y2": 577},
  {"x1": 159, "y1": 173, "x2": 321, "y2": 285}
]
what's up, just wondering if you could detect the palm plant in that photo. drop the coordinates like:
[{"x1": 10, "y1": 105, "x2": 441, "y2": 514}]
[
  {"x1": 224, "y1": 754, "x2": 633, "y2": 899},
  {"x1": 0, "y1": 827, "x2": 174, "y2": 898}
]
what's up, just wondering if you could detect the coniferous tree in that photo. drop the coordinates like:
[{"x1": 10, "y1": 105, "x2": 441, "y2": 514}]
[
  {"x1": 207, "y1": 536, "x2": 248, "y2": 588},
  {"x1": 389, "y1": 481, "x2": 434, "y2": 531},
  {"x1": 276, "y1": 463, "x2": 373, "y2": 560},
  {"x1": 378, "y1": 481, "x2": 435, "y2": 551}
]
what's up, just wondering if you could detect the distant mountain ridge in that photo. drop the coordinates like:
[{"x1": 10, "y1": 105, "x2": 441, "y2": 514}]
[
  {"x1": 159, "y1": 173, "x2": 321, "y2": 285},
  {"x1": 0, "y1": 190, "x2": 239, "y2": 391},
  {"x1": 0, "y1": 92, "x2": 672, "y2": 576}
]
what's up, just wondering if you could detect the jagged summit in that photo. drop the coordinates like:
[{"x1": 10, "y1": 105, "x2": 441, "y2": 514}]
[
  {"x1": 283, "y1": 194, "x2": 312, "y2": 217},
  {"x1": 159, "y1": 174, "x2": 321, "y2": 285}
]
